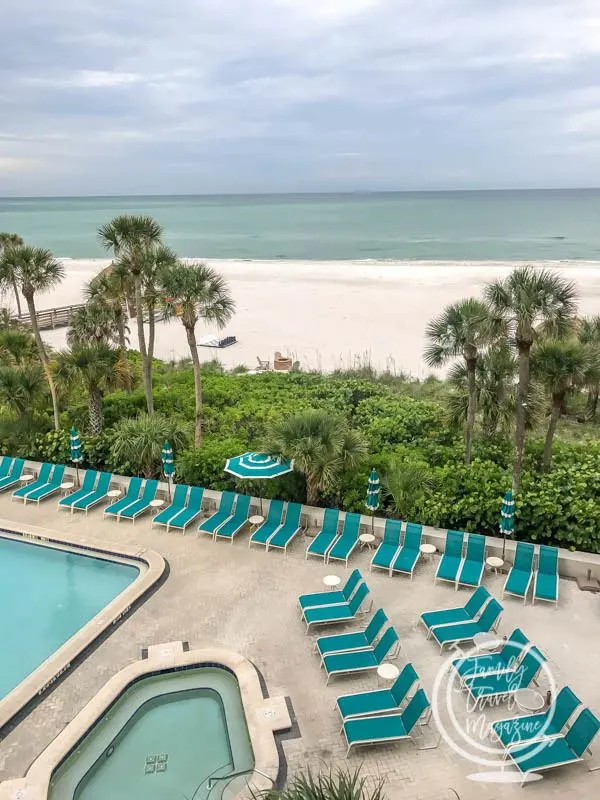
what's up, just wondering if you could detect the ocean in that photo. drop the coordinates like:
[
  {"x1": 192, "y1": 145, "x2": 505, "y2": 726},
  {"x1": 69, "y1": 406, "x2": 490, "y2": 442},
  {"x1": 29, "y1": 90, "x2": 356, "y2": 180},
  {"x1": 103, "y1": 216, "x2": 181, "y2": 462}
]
[{"x1": 1, "y1": 189, "x2": 600, "y2": 261}]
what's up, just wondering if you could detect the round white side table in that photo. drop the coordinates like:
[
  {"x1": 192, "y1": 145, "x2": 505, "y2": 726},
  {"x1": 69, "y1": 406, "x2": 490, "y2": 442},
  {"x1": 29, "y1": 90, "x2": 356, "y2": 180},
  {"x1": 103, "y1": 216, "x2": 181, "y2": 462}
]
[
  {"x1": 249, "y1": 515, "x2": 265, "y2": 530},
  {"x1": 149, "y1": 499, "x2": 165, "y2": 514},
  {"x1": 473, "y1": 631, "x2": 499, "y2": 652},
  {"x1": 323, "y1": 574, "x2": 341, "y2": 590},
  {"x1": 60, "y1": 481, "x2": 74, "y2": 496},
  {"x1": 486, "y1": 556, "x2": 505, "y2": 574},
  {"x1": 515, "y1": 688, "x2": 544, "y2": 713},
  {"x1": 107, "y1": 489, "x2": 122, "y2": 499},
  {"x1": 359, "y1": 533, "x2": 376, "y2": 550},
  {"x1": 20, "y1": 474, "x2": 35, "y2": 484},
  {"x1": 377, "y1": 663, "x2": 400, "y2": 684},
  {"x1": 420, "y1": 543, "x2": 436, "y2": 560}
]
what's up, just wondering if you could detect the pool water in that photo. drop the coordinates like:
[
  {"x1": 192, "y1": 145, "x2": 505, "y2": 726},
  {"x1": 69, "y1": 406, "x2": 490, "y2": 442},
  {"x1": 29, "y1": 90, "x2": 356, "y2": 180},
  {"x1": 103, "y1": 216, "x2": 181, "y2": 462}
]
[
  {"x1": 0, "y1": 534, "x2": 139, "y2": 700},
  {"x1": 49, "y1": 668, "x2": 255, "y2": 800}
]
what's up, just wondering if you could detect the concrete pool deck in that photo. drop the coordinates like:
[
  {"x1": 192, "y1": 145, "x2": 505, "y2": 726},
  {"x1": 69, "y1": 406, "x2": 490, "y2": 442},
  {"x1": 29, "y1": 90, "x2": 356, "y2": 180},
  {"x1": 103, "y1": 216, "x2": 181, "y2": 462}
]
[{"x1": 0, "y1": 494, "x2": 599, "y2": 800}]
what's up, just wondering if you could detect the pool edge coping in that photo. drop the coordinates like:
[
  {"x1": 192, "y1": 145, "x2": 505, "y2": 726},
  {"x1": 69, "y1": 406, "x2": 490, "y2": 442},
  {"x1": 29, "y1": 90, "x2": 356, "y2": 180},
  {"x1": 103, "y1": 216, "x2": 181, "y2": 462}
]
[
  {"x1": 0, "y1": 517, "x2": 166, "y2": 736},
  {"x1": 0, "y1": 646, "x2": 289, "y2": 800}
]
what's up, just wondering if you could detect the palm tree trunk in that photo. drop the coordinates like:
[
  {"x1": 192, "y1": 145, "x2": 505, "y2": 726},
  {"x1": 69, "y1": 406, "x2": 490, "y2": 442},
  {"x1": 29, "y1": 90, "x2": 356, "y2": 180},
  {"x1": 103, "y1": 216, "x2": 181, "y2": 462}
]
[
  {"x1": 513, "y1": 344, "x2": 531, "y2": 494},
  {"x1": 25, "y1": 295, "x2": 60, "y2": 430},
  {"x1": 89, "y1": 385, "x2": 104, "y2": 433},
  {"x1": 185, "y1": 323, "x2": 203, "y2": 447},
  {"x1": 306, "y1": 476, "x2": 319, "y2": 506},
  {"x1": 585, "y1": 388, "x2": 599, "y2": 421},
  {"x1": 117, "y1": 317, "x2": 132, "y2": 393},
  {"x1": 11, "y1": 277, "x2": 22, "y2": 316},
  {"x1": 465, "y1": 357, "x2": 477, "y2": 465},
  {"x1": 147, "y1": 299, "x2": 156, "y2": 363},
  {"x1": 543, "y1": 397, "x2": 562, "y2": 472},
  {"x1": 134, "y1": 276, "x2": 153, "y2": 414}
]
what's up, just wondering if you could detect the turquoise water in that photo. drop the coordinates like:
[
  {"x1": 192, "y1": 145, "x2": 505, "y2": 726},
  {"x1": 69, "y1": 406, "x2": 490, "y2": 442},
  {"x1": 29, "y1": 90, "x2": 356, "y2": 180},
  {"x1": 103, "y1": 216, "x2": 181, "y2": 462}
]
[
  {"x1": 0, "y1": 535, "x2": 138, "y2": 699},
  {"x1": 49, "y1": 668, "x2": 255, "y2": 800},
  {"x1": 1, "y1": 190, "x2": 600, "y2": 260}
]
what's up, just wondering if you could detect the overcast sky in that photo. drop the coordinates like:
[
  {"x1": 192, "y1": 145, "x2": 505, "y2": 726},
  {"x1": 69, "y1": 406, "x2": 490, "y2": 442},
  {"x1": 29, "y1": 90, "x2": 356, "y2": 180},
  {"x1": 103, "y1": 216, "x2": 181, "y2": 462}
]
[{"x1": 2, "y1": 0, "x2": 600, "y2": 196}]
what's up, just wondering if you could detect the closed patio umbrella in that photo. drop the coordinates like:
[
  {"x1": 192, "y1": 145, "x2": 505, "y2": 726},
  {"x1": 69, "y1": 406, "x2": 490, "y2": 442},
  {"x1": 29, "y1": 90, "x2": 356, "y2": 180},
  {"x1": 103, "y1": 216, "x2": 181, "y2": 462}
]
[
  {"x1": 70, "y1": 426, "x2": 83, "y2": 487},
  {"x1": 161, "y1": 440, "x2": 175, "y2": 501},
  {"x1": 500, "y1": 489, "x2": 515, "y2": 558},
  {"x1": 365, "y1": 468, "x2": 380, "y2": 533}
]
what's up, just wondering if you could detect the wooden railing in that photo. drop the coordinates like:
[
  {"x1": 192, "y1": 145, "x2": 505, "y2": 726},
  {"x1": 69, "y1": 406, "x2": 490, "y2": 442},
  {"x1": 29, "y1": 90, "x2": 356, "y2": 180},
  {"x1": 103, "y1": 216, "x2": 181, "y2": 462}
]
[{"x1": 17, "y1": 304, "x2": 87, "y2": 330}]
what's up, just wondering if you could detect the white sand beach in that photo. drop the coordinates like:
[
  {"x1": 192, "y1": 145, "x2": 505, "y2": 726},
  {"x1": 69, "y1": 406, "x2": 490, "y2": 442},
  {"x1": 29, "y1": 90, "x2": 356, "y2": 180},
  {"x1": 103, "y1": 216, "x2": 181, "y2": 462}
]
[{"x1": 16, "y1": 258, "x2": 600, "y2": 376}]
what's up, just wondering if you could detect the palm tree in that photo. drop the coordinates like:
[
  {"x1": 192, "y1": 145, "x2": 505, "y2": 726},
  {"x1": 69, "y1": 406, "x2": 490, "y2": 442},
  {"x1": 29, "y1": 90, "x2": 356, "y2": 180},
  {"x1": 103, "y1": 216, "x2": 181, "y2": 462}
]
[
  {"x1": 485, "y1": 267, "x2": 577, "y2": 492},
  {"x1": 55, "y1": 344, "x2": 121, "y2": 433},
  {"x1": 109, "y1": 413, "x2": 189, "y2": 477},
  {"x1": 144, "y1": 245, "x2": 178, "y2": 364},
  {"x1": 67, "y1": 301, "x2": 121, "y2": 346},
  {"x1": 532, "y1": 339, "x2": 590, "y2": 471},
  {"x1": 0, "y1": 246, "x2": 64, "y2": 429},
  {"x1": 267, "y1": 410, "x2": 367, "y2": 505},
  {"x1": 0, "y1": 363, "x2": 47, "y2": 420},
  {"x1": 97, "y1": 215, "x2": 163, "y2": 414},
  {"x1": 384, "y1": 458, "x2": 436, "y2": 521},
  {"x1": 159, "y1": 261, "x2": 235, "y2": 446},
  {"x1": 87, "y1": 265, "x2": 132, "y2": 391},
  {"x1": 0, "y1": 326, "x2": 38, "y2": 365},
  {"x1": 0, "y1": 232, "x2": 24, "y2": 315},
  {"x1": 424, "y1": 298, "x2": 494, "y2": 465},
  {"x1": 577, "y1": 315, "x2": 600, "y2": 420}
]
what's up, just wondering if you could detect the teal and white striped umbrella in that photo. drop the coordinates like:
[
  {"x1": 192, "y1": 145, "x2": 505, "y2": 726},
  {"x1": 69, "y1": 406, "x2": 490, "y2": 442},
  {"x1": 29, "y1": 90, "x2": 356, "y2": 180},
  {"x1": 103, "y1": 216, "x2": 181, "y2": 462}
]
[
  {"x1": 161, "y1": 441, "x2": 175, "y2": 478},
  {"x1": 500, "y1": 489, "x2": 515, "y2": 557},
  {"x1": 366, "y1": 468, "x2": 381, "y2": 512},
  {"x1": 224, "y1": 452, "x2": 293, "y2": 480},
  {"x1": 70, "y1": 426, "x2": 82, "y2": 463}
]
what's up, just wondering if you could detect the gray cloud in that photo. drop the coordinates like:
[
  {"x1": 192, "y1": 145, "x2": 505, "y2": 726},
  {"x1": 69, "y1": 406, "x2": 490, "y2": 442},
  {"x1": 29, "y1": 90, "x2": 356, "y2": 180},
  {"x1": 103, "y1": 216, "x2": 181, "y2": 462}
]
[{"x1": 1, "y1": 0, "x2": 600, "y2": 194}]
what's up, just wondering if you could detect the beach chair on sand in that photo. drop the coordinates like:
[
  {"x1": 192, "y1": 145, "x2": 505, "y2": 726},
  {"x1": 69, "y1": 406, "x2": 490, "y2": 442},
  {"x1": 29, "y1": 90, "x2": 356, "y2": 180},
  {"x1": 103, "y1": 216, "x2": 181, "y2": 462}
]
[
  {"x1": 118, "y1": 479, "x2": 158, "y2": 523},
  {"x1": 336, "y1": 662, "x2": 419, "y2": 720},
  {"x1": 328, "y1": 513, "x2": 361, "y2": 566},
  {"x1": 12, "y1": 462, "x2": 52, "y2": 502},
  {"x1": 370, "y1": 519, "x2": 401, "y2": 574},
  {"x1": 430, "y1": 597, "x2": 503, "y2": 652},
  {"x1": 533, "y1": 545, "x2": 559, "y2": 605},
  {"x1": 58, "y1": 469, "x2": 98, "y2": 512},
  {"x1": 323, "y1": 627, "x2": 400, "y2": 684},
  {"x1": 316, "y1": 609, "x2": 388, "y2": 660},
  {"x1": 298, "y1": 568, "x2": 362, "y2": 612},
  {"x1": 197, "y1": 491, "x2": 236, "y2": 537},
  {"x1": 248, "y1": 500, "x2": 285, "y2": 548},
  {"x1": 152, "y1": 484, "x2": 189, "y2": 529},
  {"x1": 452, "y1": 628, "x2": 530, "y2": 681},
  {"x1": 0, "y1": 458, "x2": 24, "y2": 492},
  {"x1": 267, "y1": 502, "x2": 303, "y2": 553},
  {"x1": 503, "y1": 541, "x2": 535, "y2": 603},
  {"x1": 504, "y1": 708, "x2": 600, "y2": 786},
  {"x1": 456, "y1": 533, "x2": 486, "y2": 589},
  {"x1": 491, "y1": 686, "x2": 581, "y2": 749},
  {"x1": 306, "y1": 508, "x2": 340, "y2": 561},
  {"x1": 215, "y1": 494, "x2": 251, "y2": 542},
  {"x1": 303, "y1": 582, "x2": 371, "y2": 631},
  {"x1": 391, "y1": 522, "x2": 423, "y2": 579},
  {"x1": 435, "y1": 530, "x2": 465, "y2": 586},
  {"x1": 166, "y1": 486, "x2": 204, "y2": 533},
  {"x1": 72, "y1": 472, "x2": 112, "y2": 515},
  {"x1": 14, "y1": 463, "x2": 65, "y2": 505},
  {"x1": 104, "y1": 477, "x2": 143, "y2": 520},
  {"x1": 342, "y1": 689, "x2": 430, "y2": 757},
  {"x1": 420, "y1": 585, "x2": 491, "y2": 636}
]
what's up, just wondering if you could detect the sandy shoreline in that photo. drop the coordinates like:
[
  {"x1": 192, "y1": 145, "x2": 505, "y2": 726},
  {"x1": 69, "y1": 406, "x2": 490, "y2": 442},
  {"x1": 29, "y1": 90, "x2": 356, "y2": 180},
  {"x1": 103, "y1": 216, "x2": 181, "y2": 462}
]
[{"x1": 7, "y1": 258, "x2": 600, "y2": 375}]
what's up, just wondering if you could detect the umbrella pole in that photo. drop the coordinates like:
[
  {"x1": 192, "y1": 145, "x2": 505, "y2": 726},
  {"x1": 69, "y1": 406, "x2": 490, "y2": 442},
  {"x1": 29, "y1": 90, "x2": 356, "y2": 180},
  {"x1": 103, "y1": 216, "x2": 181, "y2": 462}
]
[{"x1": 75, "y1": 463, "x2": 80, "y2": 488}]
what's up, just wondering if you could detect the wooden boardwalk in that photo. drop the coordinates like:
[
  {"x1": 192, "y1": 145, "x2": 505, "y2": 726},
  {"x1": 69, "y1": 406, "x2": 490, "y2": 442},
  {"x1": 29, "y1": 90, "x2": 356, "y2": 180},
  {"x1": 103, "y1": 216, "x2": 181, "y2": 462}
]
[{"x1": 16, "y1": 304, "x2": 86, "y2": 330}]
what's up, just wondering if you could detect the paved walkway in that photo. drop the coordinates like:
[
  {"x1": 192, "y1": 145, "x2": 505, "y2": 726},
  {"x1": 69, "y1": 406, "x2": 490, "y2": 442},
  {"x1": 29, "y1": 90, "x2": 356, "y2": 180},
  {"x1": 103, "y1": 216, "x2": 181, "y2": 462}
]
[{"x1": 0, "y1": 495, "x2": 598, "y2": 799}]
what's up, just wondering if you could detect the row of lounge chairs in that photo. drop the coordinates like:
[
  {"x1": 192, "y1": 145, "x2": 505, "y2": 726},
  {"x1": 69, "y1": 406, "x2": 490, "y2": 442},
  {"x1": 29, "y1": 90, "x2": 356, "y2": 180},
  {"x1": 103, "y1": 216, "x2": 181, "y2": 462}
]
[
  {"x1": 306, "y1": 509, "x2": 362, "y2": 566},
  {"x1": 503, "y1": 541, "x2": 559, "y2": 605},
  {"x1": 420, "y1": 586, "x2": 503, "y2": 651},
  {"x1": 370, "y1": 519, "x2": 423, "y2": 577},
  {"x1": 298, "y1": 571, "x2": 432, "y2": 755}
]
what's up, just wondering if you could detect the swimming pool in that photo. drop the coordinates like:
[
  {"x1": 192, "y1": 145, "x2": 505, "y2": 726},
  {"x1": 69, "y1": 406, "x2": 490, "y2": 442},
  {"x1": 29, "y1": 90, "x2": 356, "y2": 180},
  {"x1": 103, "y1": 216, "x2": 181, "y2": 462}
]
[
  {"x1": 48, "y1": 667, "x2": 255, "y2": 800},
  {"x1": 0, "y1": 533, "x2": 139, "y2": 703}
]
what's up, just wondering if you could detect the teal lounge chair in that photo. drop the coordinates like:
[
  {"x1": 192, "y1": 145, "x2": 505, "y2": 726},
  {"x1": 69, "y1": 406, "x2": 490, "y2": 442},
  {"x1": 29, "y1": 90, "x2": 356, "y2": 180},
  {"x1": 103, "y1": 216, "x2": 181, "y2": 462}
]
[
  {"x1": 166, "y1": 486, "x2": 204, "y2": 533},
  {"x1": 58, "y1": 469, "x2": 98, "y2": 513},
  {"x1": 215, "y1": 494, "x2": 251, "y2": 541},
  {"x1": 505, "y1": 708, "x2": 600, "y2": 785},
  {"x1": 328, "y1": 513, "x2": 361, "y2": 566},
  {"x1": 152, "y1": 484, "x2": 190, "y2": 529},
  {"x1": 197, "y1": 491, "x2": 236, "y2": 537},
  {"x1": 492, "y1": 686, "x2": 581, "y2": 748},
  {"x1": 370, "y1": 519, "x2": 401, "y2": 574},
  {"x1": 104, "y1": 476, "x2": 143, "y2": 519},
  {"x1": 337, "y1": 662, "x2": 419, "y2": 720},
  {"x1": 248, "y1": 499, "x2": 285, "y2": 548},
  {"x1": 323, "y1": 626, "x2": 400, "y2": 683},
  {"x1": 267, "y1": 502, "x2": 303, "y2": 552},
  {"x1": 464, "y1": 645, "x2": 546, "y2": 704},
  {"x1": 72, "y1": 472, "x2": 112, "y2": 515},
  {"x1": 306, "y1": 508, "x2": 340, "y2": 561},
  {"x1": 12, "y1": 462, "x2": 52, "y2": 502},
  {"x1": 316, "y1": 609, "x2": 388, "y2": 660},
  {"x1": 118, "y1": 479, "x2": 158, "y2": 523},
  {"x1": 342, "y1": 689, "x2": 430, "y2": 756},
  {"x1": 435, "y1": 530, "x2": 465, "y2": 587},
  {"x1": 0, "y1": 455, "x2": 11, "y2": 477},
  {"x1": 452, "y1": 628, "x2": 529, "y2": 680},
  {"x1": 303, "y1": 582, "x2": 371, "y2": 631},
  {"x1": 503, "y1": 541, "x2": 535, "y2": 603},
  {"x1": 456, "y1": 533, "x2": 486, "y2": 589},
  {"x1": 430, "y1": 597, "x2": 503, "y2": 652},
  {"x1": 420, "y1": 585, "x2": 491, "y2": 635},
  {"x1": 391, "y1": 522, "x2": 423, "y2": 579},
  {"x1": 16, "y1": 463, "x2": 65, "y2": 505},
  {"x1": 533, "y1": 545, "x2": 559, "y2": 605},
  {"x1": 298, "y1": 568, "x2": 362, "y2": 611},
  {"x1": 0, "y1": 457, "x2": 25, "y2": 492}
]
